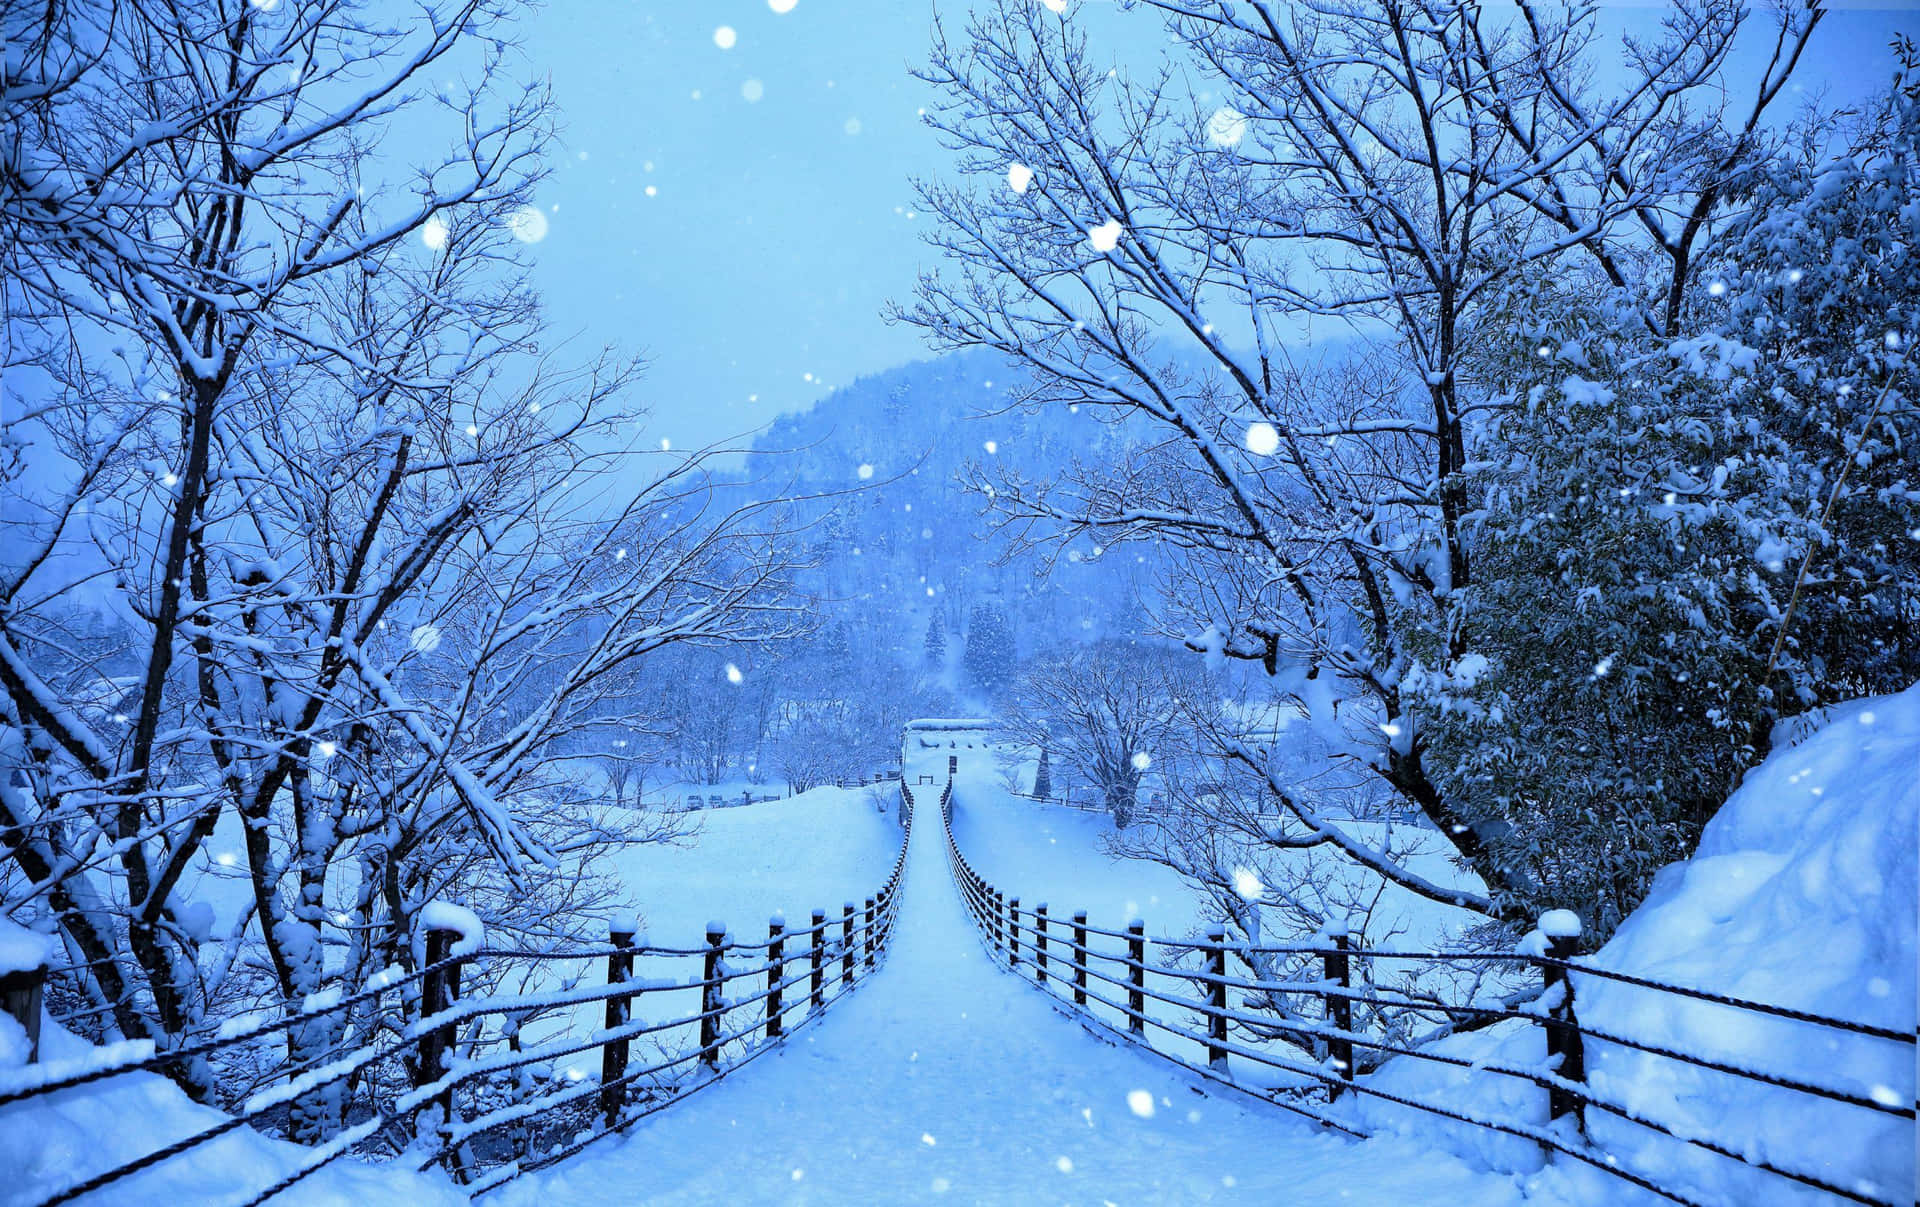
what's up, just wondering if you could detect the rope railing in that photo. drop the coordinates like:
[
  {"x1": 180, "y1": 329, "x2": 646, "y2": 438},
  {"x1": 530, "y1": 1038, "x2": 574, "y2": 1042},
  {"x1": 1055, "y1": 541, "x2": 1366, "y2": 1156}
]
[
  {"x1": 939, "y1": 781, "x2": 1914, "y2": 1207},
  {"x1": 0, "y1": 787, "x2": 915, "y2": 1206}
]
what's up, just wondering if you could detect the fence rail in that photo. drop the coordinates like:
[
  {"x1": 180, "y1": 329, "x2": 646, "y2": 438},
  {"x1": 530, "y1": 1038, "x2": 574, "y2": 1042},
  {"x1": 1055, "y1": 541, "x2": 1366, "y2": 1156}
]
[
  {"x1": 0, "y1": 788, "x2": 915, "y2": 1206},
  {"x1": 938, "y1": 784, "x2": 1914, "y2": 1207}
]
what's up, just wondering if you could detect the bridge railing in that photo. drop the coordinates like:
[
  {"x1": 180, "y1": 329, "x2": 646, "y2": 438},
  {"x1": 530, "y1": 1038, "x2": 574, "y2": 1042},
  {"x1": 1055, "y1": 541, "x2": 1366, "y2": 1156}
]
[
  {"x1": 0, "y1": 789, "x2": 913, "y2": 1206},
  {"x1": 939, "y1": 783, "x2": 1912, "y2": 1207}
]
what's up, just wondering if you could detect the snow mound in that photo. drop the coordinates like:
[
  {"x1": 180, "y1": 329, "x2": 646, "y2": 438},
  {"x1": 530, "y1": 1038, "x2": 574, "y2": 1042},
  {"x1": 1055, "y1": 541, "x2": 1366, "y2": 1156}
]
[
  {"x1": 0, "y1": 1022, "x2": 465, "y2": 1207},
  {"x1": 1355, "y1": 684, "x2": 1918, "y2": 1205}
]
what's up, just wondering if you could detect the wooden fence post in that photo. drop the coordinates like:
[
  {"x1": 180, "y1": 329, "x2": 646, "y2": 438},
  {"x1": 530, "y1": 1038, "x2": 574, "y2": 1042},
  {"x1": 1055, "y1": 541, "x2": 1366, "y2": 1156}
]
[
  {"x1": 809, "y1": 909, "x2": 826, "y2": 1011},
  {"x1": 0, "y1": 960, "x2": 46, "y2": 1064},
  {"x1": 864, "y1": 897, "x2": 876, "y2": 970},
  {"x1": 1127, "y1": 919, "x2": 1146, "y2": 1036},
  {"x1": 1324, "y1": 927, "x2": 1354, "y2": 1099},
  {"x1": 1205, "y1": 925, "x2": 1229, "y2": 1070},
  {"x1": 600, "y1": 924, "x2": 636, "y2": 1127},
  {"x1": 766, "y1": 917, "x2": 785, "y2": 1041},
  {"x1": 699, "y1": 923, "x2": 726, "y2": 1071},
  {"x1": 1035, "y1": 903, "x2": 1049, "y2": 984},
  {"x1": 416, "y1": 926, "x2": 465, "y2": 1172},
  {"x1": 1072, "y1": 911, "x2": 1089, "y2": 1007},
  {"x1": 840, "y1": 903, "x2": 855, "y2": 987},
  {"x1": 1008, "y1": 897, "x2": 1021, "y2": 969},
  {"x1": 1538, "y1": 912, "x2": 1587, "y2": 1135}
]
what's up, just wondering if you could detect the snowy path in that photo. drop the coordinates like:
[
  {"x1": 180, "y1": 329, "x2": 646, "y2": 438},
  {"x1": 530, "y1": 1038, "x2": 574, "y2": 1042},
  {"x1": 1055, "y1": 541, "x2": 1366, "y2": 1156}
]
[{"x1": 492, "y1": 791, "x2": 1528, "y2": 1206}]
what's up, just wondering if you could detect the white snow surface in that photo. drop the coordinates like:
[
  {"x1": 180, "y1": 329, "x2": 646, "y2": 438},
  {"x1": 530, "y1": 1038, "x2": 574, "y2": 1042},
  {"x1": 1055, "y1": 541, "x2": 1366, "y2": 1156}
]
[
  {"x1": 1356, "y1": 684, "x2": 1919, "y2": 1205},
  {"x1": 0, "y1": 917, "x2": 57, "y2": 975},
  {"x1": 0, "y1": 1021, "x2": 464, "y2": 1207},
  {"x1": 418, "y1": 901, "x2": 486, "y2": 956},
  {"x1": 495, "y1": 743, "x2": 1530, "y2": 1205}
]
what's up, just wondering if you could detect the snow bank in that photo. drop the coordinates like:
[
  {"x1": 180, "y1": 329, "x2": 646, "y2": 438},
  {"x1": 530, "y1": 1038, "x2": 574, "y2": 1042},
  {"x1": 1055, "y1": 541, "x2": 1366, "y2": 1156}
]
[
  {"x1": 0, "y1": 918, "x2": 57, "y2": 976},
  {"x1": 1354, "y1": 685, "x2": 1918, "y2": 1205},
  {"x1": 0, "y1": 1022, "x2": 465, "y2": 1207}
]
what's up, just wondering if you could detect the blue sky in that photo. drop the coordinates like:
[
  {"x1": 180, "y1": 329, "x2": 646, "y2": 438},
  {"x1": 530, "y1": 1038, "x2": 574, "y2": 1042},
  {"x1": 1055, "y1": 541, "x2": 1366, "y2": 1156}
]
[{"x1": 514, "y1": 2, "x2": 1918, "y2": 451}]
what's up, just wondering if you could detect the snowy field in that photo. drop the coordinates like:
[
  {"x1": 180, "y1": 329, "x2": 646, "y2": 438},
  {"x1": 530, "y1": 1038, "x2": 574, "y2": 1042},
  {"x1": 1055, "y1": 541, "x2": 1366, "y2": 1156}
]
[{"x1": 601, "y1": 784, "x2": 903, "y2": 945}]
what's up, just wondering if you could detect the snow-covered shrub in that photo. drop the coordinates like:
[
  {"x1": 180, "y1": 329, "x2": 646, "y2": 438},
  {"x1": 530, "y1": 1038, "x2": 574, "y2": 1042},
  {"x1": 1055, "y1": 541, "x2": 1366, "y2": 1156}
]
[
  {"x1": 1355, "y1": 684, "x2": 1916, "y2": 1205},
  {"x1": 1417, "y1": 59, "x2": 1920, "y2": 935}
]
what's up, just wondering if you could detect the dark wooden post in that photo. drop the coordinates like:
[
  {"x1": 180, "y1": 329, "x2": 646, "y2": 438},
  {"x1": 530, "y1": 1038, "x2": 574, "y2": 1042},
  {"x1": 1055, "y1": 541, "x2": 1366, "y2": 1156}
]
[
  {"x1": 1008, "y1": 897, "x2": 1021, "y2": 969},
  {"x1": 600, "y1": 925, "x2": 636, "y2": 1127},
  {"x1": 1205, "y1": 925, "x2": 1229, "y2": 1070},
  {"x1": 699, "y1": 923, "x2": 726, "y2": 1071},
  {"x1": 1034, "y1": 903, "x2": 1049, "y2": 984},
  {"x1": 863, "y1": 897, "x2": 876, "y2": 970},
  {"x1": 1324, "y1": 929, "x2": 1354, "y2": 1098},
  {"x1": 1126, "y1": 919, "x2": 1146, "y2": 1036},
  {"x1": 947, "y1": 754, "x2": 957, "y2": 779},
  {"x1": 840, "y1": 903, "x2": 855, "y2": 987},
  {"x1": 1539, "y1": 913, "x2": 1587, "y2": 1134},
  {"x1": 416, "y1": 925, "x2": 465, "y2": 1170},
  {"x1": 0, "y1": 960, "x2": 46, "y2": 1064},
  {"x1": 809, "y1": 908, "x2": 826, "y2": 1011},
  {"x1": 1072, "y1": 911, "x2": 1089, "y2": 1007},
  {"x1": 766, "y1": 917, "x2": 786, "y2": 1041}
]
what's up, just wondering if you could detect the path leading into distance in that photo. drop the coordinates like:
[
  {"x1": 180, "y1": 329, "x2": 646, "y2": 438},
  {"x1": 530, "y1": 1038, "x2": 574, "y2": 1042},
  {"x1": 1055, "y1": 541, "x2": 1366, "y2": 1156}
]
[{"x1": 492, "y1": 764, "x2": 1525, "y2": 1206}]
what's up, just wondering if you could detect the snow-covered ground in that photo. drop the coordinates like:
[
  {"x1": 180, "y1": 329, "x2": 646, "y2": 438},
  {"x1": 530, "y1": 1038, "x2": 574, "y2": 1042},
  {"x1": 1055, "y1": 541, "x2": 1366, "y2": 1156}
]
[
  {"x1": 1356, "y1": 684, "x2": 1919, "y2": 1206},
  {"x1": 602, "y1": 784, "x2": 902, "y2": 944},
  {"x1": 0, "y1": 1016, "x2": 466, "y2": 1207},
  {"x1": 490, "y1": 739, "x2": 1532, "y2": 1206}
]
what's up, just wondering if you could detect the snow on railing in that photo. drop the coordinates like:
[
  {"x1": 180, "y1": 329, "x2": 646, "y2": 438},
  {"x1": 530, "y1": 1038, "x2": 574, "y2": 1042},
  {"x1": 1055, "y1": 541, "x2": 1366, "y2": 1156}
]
[
  {"x1": 937, "y1": 782, "x2": 1914, "y2": 1207},
  {"x1": 1, "y1": 792, "x2": 914, "y2": 1206}
]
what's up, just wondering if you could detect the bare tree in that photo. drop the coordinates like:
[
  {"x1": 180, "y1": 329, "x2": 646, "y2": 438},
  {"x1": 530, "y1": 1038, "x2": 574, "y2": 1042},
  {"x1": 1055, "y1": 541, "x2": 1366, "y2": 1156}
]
[
  {"x1": 897, "y1": 0, "x2": 1818, "y2": 922},
  {"x1": 0, "y1": 0, "x2": 803, "y2": 1141},
  {"x1": 999, "y1": 642, "x2": 1208, "y2": 827}
]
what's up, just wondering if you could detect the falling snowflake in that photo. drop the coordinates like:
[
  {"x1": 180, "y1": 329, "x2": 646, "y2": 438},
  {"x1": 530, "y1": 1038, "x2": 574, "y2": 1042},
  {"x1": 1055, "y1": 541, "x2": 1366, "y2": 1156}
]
[
  {"x1": 726, "y1": 663, "x2": 744, "y2": 685},
  {"x1": 1008, "y1": 163, "x2": 1034, "y2": 194},
  {"x1": 713, "y1": 25, "x2": 737, "y2": 49},
  {"x1": 844, "y1": 117, "x2": 863, "y2": 135},
  {"x1": 1087, "y1": 219, "x2": 1123, "y2": 252},
  {"x1": 769, "y1": 0, "x2": 797, "y2": 11},
  {"x1": 1244, "y1": 421, "x2": 1279, "y2": 455},
  {"x1": 858, "y1": 463, "x2": 874, "y2": 479},
  {"x1": 419, "y1": 215, "x2": 450, "y2": 251},
  {"x1": 506, "y1": 205, "x2": 549, "y2": 243},
  {"x1": 742, "y1": 79, "x2": 765, "y2": 103},
  {"x1": 1055, "y1": 1157, "x2": 1074, "y2": 1173},
  {"x1": 1130, "y1": 751, "x2": 1151, "y2": 772},
  {"x1": 1206, "y1": 106, "x2": 1248, "y2": 147},
  {"x1": 1040, "y1": 0, "x2": 1067, "y2": 12},
  {"x1": 984, "y1": 440, "x2": 998, "y2": 453},
  {"x1": 316, "y1": 741, "x2": 337, "y2": 758},
  {"x1": 1232, "y1": 866, "x2": 1262, "y2": 899},
  {"x1": 1126, "y1": 1089, "x2": 1155, "y2": 1117},
  {"x1": 409, "y1": 624, "x2": 443, "y2": 653}
]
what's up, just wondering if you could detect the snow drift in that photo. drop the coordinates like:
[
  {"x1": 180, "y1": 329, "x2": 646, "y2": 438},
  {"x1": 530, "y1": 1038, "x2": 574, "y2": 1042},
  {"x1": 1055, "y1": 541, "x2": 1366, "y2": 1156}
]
[{"x1": 1353, "y1": 683, "x2": 1918, "y2": 1205}]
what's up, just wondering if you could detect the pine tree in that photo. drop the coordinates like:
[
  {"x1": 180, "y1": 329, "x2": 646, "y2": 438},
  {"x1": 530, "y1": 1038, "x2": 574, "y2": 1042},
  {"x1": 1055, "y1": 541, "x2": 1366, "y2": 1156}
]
[
  {"x1": 962, "y1": 602, "x2": 1015, "y2": 698},
  {"x1": 1032, "y1": 743, "x2": 1052, "y2": 800},
  {"x1": 924, "y1": 611, "x2": 947, "y2": 669}
]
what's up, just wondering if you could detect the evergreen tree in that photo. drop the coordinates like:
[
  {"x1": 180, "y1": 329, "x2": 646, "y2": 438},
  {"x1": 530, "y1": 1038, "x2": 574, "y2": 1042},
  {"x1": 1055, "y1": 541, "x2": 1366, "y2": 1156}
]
[
  {"x1": 962, "y1": 602, "x2": 1015, "y2": 699},
  {"x1": 924, "y1": 610, "x2": 947, "y2": 669},
  {"x1": 1032, "y1": 744, "x2": 1052, "y2": 800}
]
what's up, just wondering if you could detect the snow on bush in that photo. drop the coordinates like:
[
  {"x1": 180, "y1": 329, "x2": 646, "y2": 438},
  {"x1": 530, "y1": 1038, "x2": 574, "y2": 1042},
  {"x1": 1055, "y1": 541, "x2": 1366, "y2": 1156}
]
[
  {"x1": 1352, "y1": 684, "x2": 1918, "y2": 1205},
  {"x1": 0, "y1": 1022, "x2": 465, "y2": 1207}
]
